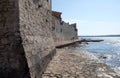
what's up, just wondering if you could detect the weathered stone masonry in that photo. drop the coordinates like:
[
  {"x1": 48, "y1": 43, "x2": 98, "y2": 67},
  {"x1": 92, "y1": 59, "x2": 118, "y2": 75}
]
[
  {"x1": 0, "y1": 0, "x2": 30, "y2": 78},
  {"x1": 52, "y1": 11, "x2": 78, "y2": 42},
  {"x1": 0, "y1": 0, "x2": 78, "y2": 78},
  {"x1": 0, "y1": 0, "x2": 55, "y2": 78},
  {"x1": 52, "y1": 11, "x2": 65, "y2": 42},
  {"x1": 19, "y1": 0, "x2": 56, "y2": 78}
]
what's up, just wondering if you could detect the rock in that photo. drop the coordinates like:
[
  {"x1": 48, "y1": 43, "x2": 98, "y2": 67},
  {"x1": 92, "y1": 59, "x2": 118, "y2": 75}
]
[
  {"x1": 99, "y1": 56, "x2": 107, "y2": 59},
  {"x1": 1, "y1": 38, "x2": 9, "y2": 44}
]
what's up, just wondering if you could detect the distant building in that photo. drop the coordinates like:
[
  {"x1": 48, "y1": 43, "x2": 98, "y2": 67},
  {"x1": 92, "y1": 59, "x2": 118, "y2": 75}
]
[
  {"x1": 52, "y1": 11, "x2": 78, "y2": 42},
  {"x1": 52, "y1": 11, "x2": 62, "y2": 33},
  {"x1": 69, "y1": 23, "x2": 78, "y2": 40},
  {"x1": 52, "y1": 11, "x2": 65, "y2": 42},
  {"x1": 62, "y1": 22, "x2": 78, "y2": 40}
]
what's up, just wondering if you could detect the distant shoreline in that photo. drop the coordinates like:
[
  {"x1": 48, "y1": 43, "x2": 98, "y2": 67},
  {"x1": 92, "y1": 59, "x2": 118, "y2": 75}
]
[{"x1": 79, "y1": 35, "x2": 120, "y2": 37}]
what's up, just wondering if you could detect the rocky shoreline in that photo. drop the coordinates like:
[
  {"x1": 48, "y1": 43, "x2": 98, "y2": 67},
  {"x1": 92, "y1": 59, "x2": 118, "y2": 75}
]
[{"x1": 42, "y1": 49, "x2": 120, "y2": 78}]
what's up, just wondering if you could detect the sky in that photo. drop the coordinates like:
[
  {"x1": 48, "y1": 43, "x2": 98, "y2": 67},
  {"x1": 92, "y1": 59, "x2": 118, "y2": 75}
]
[{"x1": 52, "y1": 0, "x2": 120, "y2": 36}]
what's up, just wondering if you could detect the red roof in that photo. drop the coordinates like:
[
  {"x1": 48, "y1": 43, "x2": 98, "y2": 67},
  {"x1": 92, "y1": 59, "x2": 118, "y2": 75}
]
[{"x1": 52, "y1": 11, "x2": 62, "y2": 19}]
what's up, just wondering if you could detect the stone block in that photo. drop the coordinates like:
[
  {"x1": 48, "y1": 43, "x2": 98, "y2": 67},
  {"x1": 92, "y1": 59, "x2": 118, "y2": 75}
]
[
  {"x1": 0, "y1": 45, "x2": 5, "y2": 49},
  {"x1": 1, "y1": 38, "x2": 9, "y2": 44}
]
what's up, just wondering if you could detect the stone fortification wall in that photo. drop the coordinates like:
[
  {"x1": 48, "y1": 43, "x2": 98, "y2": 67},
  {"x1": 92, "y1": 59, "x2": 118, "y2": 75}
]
[
  {"x1": 52, "y1": 11, "x2": 65, "y2": 42},
  {"x1": 52, "y1": 31, "x2": 65, "y2": 42},
  {"x1": 52, "y1": 21, "x2": 78, "y2": 42},
  {"x1": 62, "y1": 22, "x2": 71, "y2": 40},
  {"x1": 19, "y1": 0, "x2": 55, "y2": 78},
  {"x1": 0, "y1": 0, "x2": 55, "y2": 78},
  {"x1": 69, "y1": 23, "x2": 78, "y2": 39},
  {"x1": 0, "y1": 0, "x2": 30, "y2": 78},
  {"x1": 52, "y1": 11, "x2": 78, "y2": 42},
  {"x1": 62, "y1": 22, "x2": 78, "y2": 41},
  {"x1": 0, "y1": 0, "x2": 78, "y2": 78}
]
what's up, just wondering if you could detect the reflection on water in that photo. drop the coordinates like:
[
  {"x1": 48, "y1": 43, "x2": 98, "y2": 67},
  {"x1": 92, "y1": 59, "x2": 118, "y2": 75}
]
[{"x1": 77, "y1": 37, "x2": 120, "y2": 74}]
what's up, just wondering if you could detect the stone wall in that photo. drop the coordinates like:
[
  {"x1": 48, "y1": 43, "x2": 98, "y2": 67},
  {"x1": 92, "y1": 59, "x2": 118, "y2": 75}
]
[
  {"x1": 19, "y1": 0, "x2": 56, "y2": 78},
  {"x1": 0, "y1": 0, "x2": 78, "y2": 78},
  {"x1": 69, "y1": 23, "x2": 78, "y2": 39},
  {"x1": 62, "y1": 22, "x2": 78, "y2": 41},
  {"x1": 52, "y1": 11, "x2": 78, "y2": 42},
  {"x1": 0, "y1": 0, "x2": 30, "y2": 78},
  {"x1": 52, "y1": 11, "x2": 65, "y2": 42},
  {"x1": 0, "y1": 0, "x2": 56, "y2": 78}
]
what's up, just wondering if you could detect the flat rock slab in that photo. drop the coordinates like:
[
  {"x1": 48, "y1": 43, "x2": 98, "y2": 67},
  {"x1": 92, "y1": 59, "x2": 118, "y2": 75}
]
[
  {"x1": 42, "y1": 49, "x2": 120, "y2": 78},
  {"x1": 55, "y1": 39, "x2": 80, "y2": 48}
]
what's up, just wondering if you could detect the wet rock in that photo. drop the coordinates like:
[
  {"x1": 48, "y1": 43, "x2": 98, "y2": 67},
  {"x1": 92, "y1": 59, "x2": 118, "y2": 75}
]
[{"x1": 99, "y1": 56, "x2": 107, "y2": 59}]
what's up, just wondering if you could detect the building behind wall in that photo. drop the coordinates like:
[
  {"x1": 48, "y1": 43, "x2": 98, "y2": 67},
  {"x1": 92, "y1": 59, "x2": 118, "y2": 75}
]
[
  {"x1": 61, "y1": 21, "x2": 78, "y2": 41},
  {"x1": 52, "y1": 11, "x2": 65, "y2": 42},
  {"x1": 62, "y1": 22, "x2": 72, "y2": 40},
  {"x1": 52, "y1": 11, "x2": 78, "y2": 42},
  {"x1": 69, "y1": 23, "x2": 78, "y2": 40}
]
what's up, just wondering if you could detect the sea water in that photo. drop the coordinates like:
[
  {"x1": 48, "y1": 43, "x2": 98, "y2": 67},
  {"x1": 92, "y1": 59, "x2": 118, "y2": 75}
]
[{"x1": 77, "y1": 37, "x2": 120, "y2": 75}]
